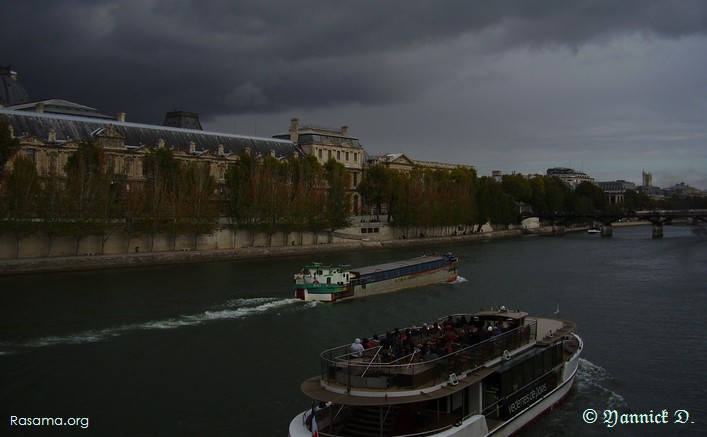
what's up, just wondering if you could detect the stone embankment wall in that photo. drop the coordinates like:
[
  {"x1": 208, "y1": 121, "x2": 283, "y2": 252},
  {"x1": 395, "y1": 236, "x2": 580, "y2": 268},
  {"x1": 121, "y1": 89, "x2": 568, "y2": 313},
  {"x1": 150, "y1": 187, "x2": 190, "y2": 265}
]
[
  {"x1": 0, "y1": 225, "x2": 563, "y2": 275},
  {"x1": 0, "y1": 221, "x2": 503, "y2": 261}
]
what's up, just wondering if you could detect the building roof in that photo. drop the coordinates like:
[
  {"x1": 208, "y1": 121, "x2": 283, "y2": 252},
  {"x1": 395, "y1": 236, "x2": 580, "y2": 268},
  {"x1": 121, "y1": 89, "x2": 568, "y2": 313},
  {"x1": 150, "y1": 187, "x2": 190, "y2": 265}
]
[
  {"x1": 0, "y1": 66, "x2": 30, "y2": 107},
  {"x1": 4, "y1": 98, "x2": 115, "y2": 119},
  {"x1": 0, "y1": 108, "x2": 304, "y2": 158},
  {"x1": 597, "y1": 180, "x2": 637, "y2": 192}
]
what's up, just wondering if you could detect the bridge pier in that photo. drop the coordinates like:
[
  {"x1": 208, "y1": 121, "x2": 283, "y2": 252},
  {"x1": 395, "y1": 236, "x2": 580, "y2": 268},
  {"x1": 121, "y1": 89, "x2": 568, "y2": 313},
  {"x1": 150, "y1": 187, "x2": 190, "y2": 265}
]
[
  {"x1": 652, "y1": 225, "x2": 663, "y2": 238},
  {"x1": 600, "y1": 225, "x2": 613, "y2": 237}
]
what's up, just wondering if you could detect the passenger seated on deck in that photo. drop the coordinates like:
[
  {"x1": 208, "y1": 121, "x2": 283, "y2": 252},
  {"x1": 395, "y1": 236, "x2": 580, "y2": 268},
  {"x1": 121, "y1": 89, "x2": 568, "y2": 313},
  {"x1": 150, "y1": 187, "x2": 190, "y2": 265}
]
[
  {"x1": 424, "y1": 347, "x2": 438, "y2": 361},
  {"x1": 349, "y1": 338, "x2": 364, "y2": 358},
  {"x1": 370, "y1": 334, "x2": 380, "y2": 347},
  {"x1": 454, "y1": 315, "x2": 468, "y2": 328}
]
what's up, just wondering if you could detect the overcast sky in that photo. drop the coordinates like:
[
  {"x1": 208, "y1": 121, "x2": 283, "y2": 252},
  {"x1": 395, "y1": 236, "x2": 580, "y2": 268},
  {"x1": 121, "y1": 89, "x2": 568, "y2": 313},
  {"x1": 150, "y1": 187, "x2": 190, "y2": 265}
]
[{"x1": 3, "y1": 0, "x2": 706, "y2": 189}]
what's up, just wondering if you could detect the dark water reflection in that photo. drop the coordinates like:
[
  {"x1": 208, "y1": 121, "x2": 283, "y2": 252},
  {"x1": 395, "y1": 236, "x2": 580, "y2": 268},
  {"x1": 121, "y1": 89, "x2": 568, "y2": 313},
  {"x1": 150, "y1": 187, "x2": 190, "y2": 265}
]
[{"x1": 1, "y1": 226, "x2": 705, "y2": 436}]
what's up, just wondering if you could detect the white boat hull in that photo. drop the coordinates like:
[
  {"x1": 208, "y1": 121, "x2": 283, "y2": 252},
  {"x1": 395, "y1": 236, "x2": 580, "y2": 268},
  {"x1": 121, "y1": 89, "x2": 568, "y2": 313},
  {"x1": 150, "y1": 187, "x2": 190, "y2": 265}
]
[
  {"x1": 288, "y1": 351, "x2": 580, "y2": 437},
  {"x1": 289, "y1": 310, "x2": 584, "y2": 437}
]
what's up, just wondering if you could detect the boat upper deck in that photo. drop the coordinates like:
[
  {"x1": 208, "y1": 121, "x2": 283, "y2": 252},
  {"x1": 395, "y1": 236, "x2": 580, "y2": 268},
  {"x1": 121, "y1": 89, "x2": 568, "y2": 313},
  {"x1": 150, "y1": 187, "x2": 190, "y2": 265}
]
[{"x1": 304, "y1": 310, "x2": 576, "y2": 405}]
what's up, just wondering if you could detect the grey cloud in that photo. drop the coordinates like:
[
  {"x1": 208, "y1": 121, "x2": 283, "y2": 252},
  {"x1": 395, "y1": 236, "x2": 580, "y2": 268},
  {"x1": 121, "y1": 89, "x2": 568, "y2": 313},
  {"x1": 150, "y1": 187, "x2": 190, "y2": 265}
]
[
  {"x1": 5, "y1": 0, "x2": 706, "y2": 122},
  {"x1": 2, "y1": 0, "x2": 707, "y2": 188}
]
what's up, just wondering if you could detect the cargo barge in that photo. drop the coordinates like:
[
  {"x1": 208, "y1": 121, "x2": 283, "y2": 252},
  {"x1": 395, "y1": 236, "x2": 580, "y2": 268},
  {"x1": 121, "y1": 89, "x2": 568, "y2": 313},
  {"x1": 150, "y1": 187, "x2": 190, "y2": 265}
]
[{"x1": 294, "y1": 253, "x2": 458, "y2": 302}]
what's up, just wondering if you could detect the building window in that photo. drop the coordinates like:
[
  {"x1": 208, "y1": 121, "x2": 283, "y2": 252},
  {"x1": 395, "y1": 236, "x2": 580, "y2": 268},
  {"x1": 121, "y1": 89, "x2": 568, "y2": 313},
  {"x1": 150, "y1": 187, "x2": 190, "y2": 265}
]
[
  {"x1": 346, "y1": 152, "x2": 350, "y2": 161},
  {"x1": 353, "y1": 152, "x2": 358, "y2": 162},
  {"x1": 318, "y1": 149, "x2": 322, "y2": 159},
  {"x1": 337, "y1": 150, "x2": 341, "y2": 160},
  {"x1": 328, "y1": 150, "x2": 332, "y2": 160},
  {"x1": 353, "y1": 172, "x2": 358, "y2": 187}
]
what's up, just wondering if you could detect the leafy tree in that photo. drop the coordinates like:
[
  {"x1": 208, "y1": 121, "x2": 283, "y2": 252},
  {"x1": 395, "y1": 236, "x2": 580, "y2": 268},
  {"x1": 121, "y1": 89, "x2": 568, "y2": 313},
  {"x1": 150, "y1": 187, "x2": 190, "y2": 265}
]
[
  {"x1": 64, "y1": 141, "x2": 116, "y2": 254},
  {"x1": 476, "y1": 176, "x2": 516, "y2": 230},
  {"x1": 449, "y1": 167, "x2": 477, "y2": 230},
  {"x1": 0, "y1": 118, "x2": 20, "y2": 177},
  {"x1": 544, "y1": 176, "x2": 571, "y2": 213},
  {"x1": 224, "y1": 152, "x2": 258, "y2": 246},
  {"x1": 528, "y1": 176, "x2": 547, "y2": 213},
  {"x1": 141, "y1": 148, "x2": 180, "y2": 251},
  {"x1": 36, "y1": 174, "x2": 67, "y2": 257},
  {"x1": 177, "y1": 161, "x2": 218, "y2": 249},
  {"x1": 122, "y1": 182, "x2": 147, "y2": 253},
  {"x1": 623, "y1": 189, "x2": 654, "y2": 211},
  {"x1": 288, "y1": 154, "x2": 326, "y2": 244},
  {"x1": 254, "y1": 156, "x2": 288, "y2": 246},
  {"x1": 573, "y1": 181, "x2": 607, "y2": 215},
  {"x1": 323, "y1": 159, "x2": 351, "y2": 241},
  {"x1": 502, "y1": 173, "x2": 532, "y2": 203},
  {"x1": 358, "y1": 163, "x2": 391, "y2": 221},
  {"x1": 0, "y1": 156, "x2": 40, "y2": 257}
]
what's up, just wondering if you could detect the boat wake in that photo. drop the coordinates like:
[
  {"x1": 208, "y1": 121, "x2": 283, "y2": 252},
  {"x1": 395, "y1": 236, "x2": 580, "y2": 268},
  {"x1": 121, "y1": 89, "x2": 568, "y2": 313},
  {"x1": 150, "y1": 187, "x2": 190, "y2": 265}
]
[
  {"x1": 451, "y1": 276, "x2": 468, "y2": 284},
  {"x1": 518, "y1": 358, "x2": 628, "y2": 436},
  {"x1": 2, "y1": 297, "x2": 307, "y2": 355},
  {"x1": 574, "y1": 358, "x2": 628, "y2": 410}
]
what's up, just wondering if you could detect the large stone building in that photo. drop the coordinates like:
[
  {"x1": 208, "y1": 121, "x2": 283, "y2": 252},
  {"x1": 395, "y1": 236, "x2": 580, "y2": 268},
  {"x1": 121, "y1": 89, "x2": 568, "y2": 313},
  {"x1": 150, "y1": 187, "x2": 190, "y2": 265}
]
[
  {"x1": 1, "y1": 68, "x2": 306, "y2": 184},
  {"x1": 274, "y1": 118, "x2": 365, "y2": 213},
  {"x1": 1, "y1": 107, "x2": 304, "y2": 184},
  {"x1": 2, "y1": 67, "x2": 476, "y2": 217}
]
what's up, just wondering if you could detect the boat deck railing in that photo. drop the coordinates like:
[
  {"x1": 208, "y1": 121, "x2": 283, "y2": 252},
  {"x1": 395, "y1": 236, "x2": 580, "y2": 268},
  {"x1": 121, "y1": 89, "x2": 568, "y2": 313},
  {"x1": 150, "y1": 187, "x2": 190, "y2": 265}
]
[{"x1": 319, "y1": 320, "x2": 538, "y2": 392}]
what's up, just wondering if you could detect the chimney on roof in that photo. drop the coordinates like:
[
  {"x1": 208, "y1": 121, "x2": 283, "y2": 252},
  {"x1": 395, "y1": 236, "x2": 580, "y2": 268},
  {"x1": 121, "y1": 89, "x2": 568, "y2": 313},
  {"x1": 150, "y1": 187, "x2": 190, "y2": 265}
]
[
  {"x1": 217, "y1": 144, "x2": 224, "y2": 156},
  {"x1": 35, "y1": 102, "x2": 44, "y2": 113},
  {"x1": 163, "y1": 111, "x2": 203, "y2": 130},
  {"x1": 158, "y1": 139, "x2": 165, "y2": 149},
  {"x1": 47, "y1": 128, "x2": 56, "y2": 143},
  {"x1": 289, "y1": 118, "x2": 299, "y2": 143},
  {"x1": 341, "y1": 125, "x2": 349, "y2": 136},
  {"x1": 117, "y1": 112, "x2": 126, "y2": 122},
  {"x1": 189, "y1": 141, "x2": 197, "y2": 154}
]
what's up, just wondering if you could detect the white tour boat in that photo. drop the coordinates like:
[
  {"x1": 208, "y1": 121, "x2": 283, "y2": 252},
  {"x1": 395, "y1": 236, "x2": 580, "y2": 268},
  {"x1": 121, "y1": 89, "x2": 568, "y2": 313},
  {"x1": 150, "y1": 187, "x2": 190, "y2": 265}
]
[{"x1": 289, "y1": 307, "x2": 582, "y2": 436}]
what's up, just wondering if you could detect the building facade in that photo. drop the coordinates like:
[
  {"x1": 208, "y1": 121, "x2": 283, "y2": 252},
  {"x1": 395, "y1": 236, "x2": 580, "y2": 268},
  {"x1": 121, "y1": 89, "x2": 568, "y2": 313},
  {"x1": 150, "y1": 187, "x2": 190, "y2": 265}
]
[
  {"x1": 274, "y1": 118, "x2": 365, "y2": 213},
  {"x1": 1, "y1": 108, "x2": 304, "y2": 184},
  {"x1": 597, "y1": 180, "x2": 637, "y2": 204},
  {"x1": 546, "y1": 167, "x2": 595, "y2": 188}
]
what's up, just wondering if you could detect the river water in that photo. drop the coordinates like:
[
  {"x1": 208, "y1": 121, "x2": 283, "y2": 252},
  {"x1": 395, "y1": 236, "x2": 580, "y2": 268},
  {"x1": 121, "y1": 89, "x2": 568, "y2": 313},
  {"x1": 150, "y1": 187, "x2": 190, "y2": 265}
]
[{"x1": 1, "y1": 225, "x2": 705, "y2": 436}]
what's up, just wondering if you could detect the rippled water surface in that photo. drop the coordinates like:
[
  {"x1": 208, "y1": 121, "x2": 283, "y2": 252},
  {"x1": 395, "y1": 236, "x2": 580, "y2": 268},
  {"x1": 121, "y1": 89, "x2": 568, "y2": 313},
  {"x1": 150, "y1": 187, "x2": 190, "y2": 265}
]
[{"x1": 1, "y1": 226, "x2": 705, "y2": 435}]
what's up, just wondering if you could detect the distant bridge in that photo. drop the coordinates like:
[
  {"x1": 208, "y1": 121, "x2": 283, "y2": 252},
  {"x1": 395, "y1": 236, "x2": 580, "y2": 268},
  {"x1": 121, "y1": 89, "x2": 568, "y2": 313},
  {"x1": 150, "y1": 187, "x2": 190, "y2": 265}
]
[{"x1": 520, "y1": 209, "x2": 707, "y2": 237}]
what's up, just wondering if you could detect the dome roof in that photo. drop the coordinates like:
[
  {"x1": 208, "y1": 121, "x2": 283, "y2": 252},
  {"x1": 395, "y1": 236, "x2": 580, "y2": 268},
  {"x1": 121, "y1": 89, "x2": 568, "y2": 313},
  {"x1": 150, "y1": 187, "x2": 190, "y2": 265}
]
[{"x1": 0, "y1": 66, "x2": 30, "y2": 106}]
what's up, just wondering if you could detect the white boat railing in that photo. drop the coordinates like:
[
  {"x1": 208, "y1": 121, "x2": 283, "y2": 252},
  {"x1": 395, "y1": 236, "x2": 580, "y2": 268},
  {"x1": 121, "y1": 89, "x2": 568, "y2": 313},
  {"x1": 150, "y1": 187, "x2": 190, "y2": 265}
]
[{"x1": 319, "y1": 320, "x2": 538, "y2": 391}]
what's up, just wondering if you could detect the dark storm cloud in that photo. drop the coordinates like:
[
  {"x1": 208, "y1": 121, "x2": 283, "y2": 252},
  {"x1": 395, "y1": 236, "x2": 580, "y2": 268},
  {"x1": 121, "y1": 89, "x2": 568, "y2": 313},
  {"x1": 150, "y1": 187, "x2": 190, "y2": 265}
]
[
  {"x1": 4, "y1": 0, "x2": 706, "y2": 123},
  {"x1": 3, "y1": 1, "x2": 707, "y2": 188}
]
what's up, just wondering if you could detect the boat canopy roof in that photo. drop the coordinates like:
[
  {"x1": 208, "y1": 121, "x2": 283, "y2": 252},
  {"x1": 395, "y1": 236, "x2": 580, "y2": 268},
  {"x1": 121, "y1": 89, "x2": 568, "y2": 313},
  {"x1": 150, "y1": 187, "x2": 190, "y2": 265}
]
[{"x1": 472, "y1": 308, "x2": 528, "y2": 321}]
